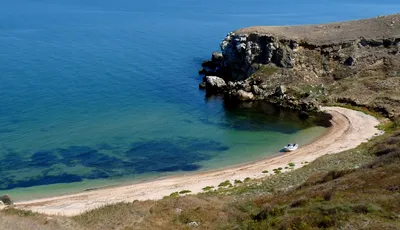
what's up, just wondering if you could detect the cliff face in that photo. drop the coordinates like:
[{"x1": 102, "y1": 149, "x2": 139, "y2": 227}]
[
  {"x1": 201, "y1": 14, "x2": 400, "y2": 117},
  {"x1": 219, "y1": 31, "x2": 400, "y2": 81}
]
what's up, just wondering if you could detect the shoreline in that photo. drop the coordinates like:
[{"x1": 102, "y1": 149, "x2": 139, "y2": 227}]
[{"x1": 15, "y1": 107, "x2": 382, "y2": 216}]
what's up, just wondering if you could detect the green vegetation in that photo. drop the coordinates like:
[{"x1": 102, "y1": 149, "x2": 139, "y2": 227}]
[
  {"x1": 218, "y1": 180, "x2": 232, "y2": 187},
  {"x1": 273, "y1": 168, "x2": 282, "y2": 174},
  {"x1": 2, "y1": 208, "x2": 36, "y2": 217},
  {"x1": 179, "y1": 190, "x2": 191, "y2": 194},
  {"x1": 244, "y1": 177, "x2": 251, "y2": 182},
  {"x1": 164, "y1": 192, "x2": 180, "y2": 199},
  {"x1": 288, "y1": 162, "x2": 295, "y2": 167},
  {"x1": 234, "y1": 179, "x2": 243, "y2": 184},
  {"x1": 262, "y1": 170, "x2": 269, "y2": 174},
  {"x1": 202, "y1": 186, "x2": 214, "y2": 191},
  {"x1": 252, "y1": 64, "x2": 278, "y2": 78}
]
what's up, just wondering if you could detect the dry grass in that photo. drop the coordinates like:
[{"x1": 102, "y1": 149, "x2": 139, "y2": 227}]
[{"x1": 0, "y1": 208, "x2": 79, "y2": 230}]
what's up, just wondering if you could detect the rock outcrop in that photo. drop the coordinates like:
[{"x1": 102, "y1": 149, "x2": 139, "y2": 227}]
[
  {"x1": 204, "y1": 76, "x2": 227, "y2": 92},
  {"x1": 199, "y1": 14, "x2": 400, "y2": 116}
]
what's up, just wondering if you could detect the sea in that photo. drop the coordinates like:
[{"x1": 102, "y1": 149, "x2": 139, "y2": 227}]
[{"x1": 1, "y1": 0, "x2": 399, "y2": 200}]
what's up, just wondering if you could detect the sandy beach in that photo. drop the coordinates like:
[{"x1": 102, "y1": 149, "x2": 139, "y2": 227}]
[{"x1": 15, "y1": 107, "x2": 382, "y2": 216}]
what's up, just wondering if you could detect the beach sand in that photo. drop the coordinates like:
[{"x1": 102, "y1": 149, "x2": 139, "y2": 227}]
[{"x1": 15, "y1": 107, "x2": 382, "y2": 216}]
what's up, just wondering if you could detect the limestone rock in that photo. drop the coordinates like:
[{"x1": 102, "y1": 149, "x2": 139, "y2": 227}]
[
  {"x1": 198, "y1": 81, "x2": 206, "y2": 89},
  {"x1": 212, "y1": 52, "x2": 223, "y2": 62},
  {"x1": 252, "y1": 85, "x2": 264, "y2": 95},
  {"x1": 274, "y1": 47, "x2": 294, "y2": 68},
  {"x1": 187, "y1": 221, "x2": 201, "y2": 227},
  {"x1": 275, "y1": 85, "x2": 287, "y2": 96},
  {"x1": 0, "y1": 194, "x2": 13, "y2": 205},
  {"x1": 205, "y1": 76, "x2": 226, "y2": 91},
  {"x1": 237, "y1": 90, "x2": 254, "y2": 100}
]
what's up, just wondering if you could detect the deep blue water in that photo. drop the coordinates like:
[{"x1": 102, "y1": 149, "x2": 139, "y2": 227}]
[{"x1": 0, "y1": 0, "x2": 399, "y2": 197}]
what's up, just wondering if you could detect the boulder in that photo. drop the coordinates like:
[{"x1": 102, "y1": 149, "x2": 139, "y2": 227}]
[
  {"x1": 211, "y1": 52, "x2": 223, "y2": 62},
  {"x1": 201, "y1": 60, "x2": 216, "y2": 69},
  {"x1": 252, "y1": 85, "x2": 264, "y2": 95},
  {"x1": 198, "y1": 82, "x2": 206, "y2": 89},
  {"x1": 187, "y1": 221, "x2": 201, "y2": 227},
  {"x1": 205, "y1": 76, "x2": 226, "y2": 91},
  {"x1": 275, "y1": 85, "x2": 287, "y2": 96},
  {"x1": 198, "y1": 68, "x2": 207, "y2": 74},
  {"x1": 237, "y1": 90, "x2": 254, "y2": 100},
  {"x1": 344, "y1": 56, "x2": 356, "y2": 66},
  {"x1": 0, "y1": 194, "x2": 13, "y2": 205}
]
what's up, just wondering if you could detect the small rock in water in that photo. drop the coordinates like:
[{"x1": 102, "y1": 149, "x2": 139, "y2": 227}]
[
  {"x1": 205, "y1": 76, "x2": 226, "y2": 91},
  {"x1": 198, "y1": 68, "x2": 207, "y2": 75},
  {"x1": 199, "y1": 81, "x2": 206, "y2": 89}
]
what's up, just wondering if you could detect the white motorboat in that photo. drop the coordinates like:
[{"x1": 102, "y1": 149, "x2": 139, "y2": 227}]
[{"x1": 284, "y1": 143, "x2": 298, "y2": 152}]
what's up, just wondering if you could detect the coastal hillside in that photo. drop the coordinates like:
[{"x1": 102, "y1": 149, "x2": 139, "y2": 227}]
[{"x1": 200, "y1": 14, "x2": 400, "y2": 117}]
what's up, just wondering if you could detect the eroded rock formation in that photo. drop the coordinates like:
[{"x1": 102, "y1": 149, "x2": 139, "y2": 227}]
[{"x1": 199, "y1": 14, "x2": 400, "y2": 116}]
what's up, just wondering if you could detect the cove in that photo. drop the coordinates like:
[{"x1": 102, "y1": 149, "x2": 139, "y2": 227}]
[{"x1": 1, "y1": 0, "x2": 399, "y2": 200}]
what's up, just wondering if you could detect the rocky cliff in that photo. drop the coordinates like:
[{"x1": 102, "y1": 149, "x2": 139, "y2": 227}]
[{"x1": 200, "y1": 14, "x2": 400, "y2": 117}]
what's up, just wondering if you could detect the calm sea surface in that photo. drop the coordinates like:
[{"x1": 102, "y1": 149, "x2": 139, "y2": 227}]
[{"x1": 1, "y1": 0, "x2": 399, "y2": 200}]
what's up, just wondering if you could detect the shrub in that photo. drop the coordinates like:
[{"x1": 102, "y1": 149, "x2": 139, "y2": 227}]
[
  {"x1": 374, "y1": 146, "x2": 397, "y2": 156},
  {"x1": 0, "y1": 195, "x2": 13, "y2": 205},
  {"x1": 244, "y1": 177, "x2": 251, "y2": 182},
  {"x1": 234, "y1": 179, "x2": 243, "y2": 184},
  {"x1": 262, "y1": 170, "x2": 269, "y2": 174},
  {"x1": 218, "y1": 180, "x2": 232, "y2": 187},
  {"x1": 367, "y1": 150, "x2": 400, "y2": 168},
  {"x1": 352, "y1": 203, "x2": 381, "y2": 214},
  {"x1": 169, "y1": 192, "x2": 179, "y2": 198},
  {"x1": 290, "y1": 197, "x2": 309, "y2": 208},
  {"x1": 179, "y1": 190, "x2": 192, "y2": 194},
  {"x1": 322, "y1": 169, "x2": 355, "y2": 183},
  {"x1": 317, "y1": 215, "x2": 336, "y2": 228},
  {"x1": 288, "y1": 162, "x2": 295, "y2": 167},
  {"x1": 202, "y1": 186, "x2": 214, "y2": 191},
  {"x1": 323, "y1": 190, "x2": 334, "y2": 201},
  {"x1": 387, "y1": 136, "x2": 400, "y2": 145},
  {"x1": 253, "y1": 205, "x2": 286, "y2": 221}
]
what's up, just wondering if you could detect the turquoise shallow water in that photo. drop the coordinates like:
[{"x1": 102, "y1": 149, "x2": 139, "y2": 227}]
[{"x1": 1, "y1": 0, "x2": 400, "y2": 200}]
